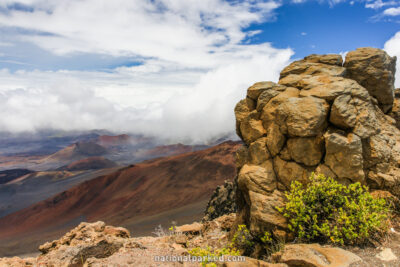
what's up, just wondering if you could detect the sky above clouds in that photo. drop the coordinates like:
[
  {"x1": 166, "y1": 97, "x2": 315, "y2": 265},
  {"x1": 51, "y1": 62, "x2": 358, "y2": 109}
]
[{"x1": 0, "y1": 0, "x2": 399, "y2": 142}]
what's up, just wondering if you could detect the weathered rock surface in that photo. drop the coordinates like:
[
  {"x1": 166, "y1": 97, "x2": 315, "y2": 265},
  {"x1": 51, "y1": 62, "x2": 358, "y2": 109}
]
[
  {"x1": 218, "y1": 257, "x2": 288, "y2": 267},
  {"x1": 0, "y1": 209, "x2": 399, "y2": 266},
  {"x1": 287, "y1": 136, "x2": 324, "y2": 166},
  {"x1": 37, "y1": 221, "x2": 130, "y2": 266},
  {"x1": 238, "y1": 164, "x2": 277, "y2": 195},
  {"x1": 324, "y1": 131, "x2": 364, "y2": 183},
  {"x1": 344, "y1": 47, "x2": 397, "y2": 112},
  {"x1": 0, "y1": 217, "x2": 238, "y2": 267},
  {"x1": 389, "y1": 88, "x2": 400, "y2": 129},
  {"x1": 272, "y1": 243, "x2": 362, "y2": 267},
  {"x1": 247, "y1": 190, "x2": 287, "y2": 235},
  {"x1": 234, "y1": 48, "x2": 400, "y2": 239}
]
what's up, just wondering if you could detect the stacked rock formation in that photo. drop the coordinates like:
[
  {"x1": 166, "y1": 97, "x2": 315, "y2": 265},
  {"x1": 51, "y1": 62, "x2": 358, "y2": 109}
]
[{"x1": 234, "y1": 47, "x2": 399, "y2": 239}]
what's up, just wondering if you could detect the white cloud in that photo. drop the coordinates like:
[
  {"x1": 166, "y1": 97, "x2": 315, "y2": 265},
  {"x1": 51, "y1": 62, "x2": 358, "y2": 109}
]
[
  {"x1": 365, "y1": 0, "x2": 396, "y2": 9},
  {"x1": 383, "y1": 7, "x2": 400, "y2": 16},
  {"x1": 0, "y1": 42, "x2": 13, "y2": 47},
  {"x1": 291, "y1": 0, "x2": 399, "y2": 9},
  {"x1": 0, "y1": 0, "x2": 280, "y2": 68},
  {"x1": 0, "y1": 45, "x2": 292, "y2": 142},
  {"x1": 0, "y1": 0, "x2": 293, "y2": 142},
  {"x1": 291, "y1": 0, "x2": 347, "y2": 6},
  {"x1": 384, "y1": 31, "x2": 400, "y2": 88}
]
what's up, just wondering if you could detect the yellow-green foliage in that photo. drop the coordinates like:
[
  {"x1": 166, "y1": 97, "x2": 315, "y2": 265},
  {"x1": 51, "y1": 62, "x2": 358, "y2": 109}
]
[
  {"x1": 277, "y1": 173, "x2": 389, "y2": 245},
  {"x1": 231, "y1": 224, "x2": 254, "y2": 250},
  {"x1": 188, "y1": 246, "x2": 240, "y2": 267},
  {"x1": 260, "y1": 231, "x2": 273, "y2": 244}
]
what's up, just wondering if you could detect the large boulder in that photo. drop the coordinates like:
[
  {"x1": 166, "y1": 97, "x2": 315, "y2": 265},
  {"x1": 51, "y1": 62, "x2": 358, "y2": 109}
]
[
  {"x1": 324, "y1": 131, "x2": 364, "y2": 183},
  {"x1": 238, "y1": 163, "x2": 277, "y2": 195},
  {"x1": 344, "y1": 47, "x2": 397, "y2": 113},
  {"x1": 234, "y1": 47, "x2": 400, "y2": 240},
  {"x1": 286, "y1": 136, "x2": 324, "y2": 166},
  {"x1": 272, "y1": 243, "x2": 362, "y2": 267},
  {"x1": 275, "y1": 96, "x2": 329, "y2": 137}
]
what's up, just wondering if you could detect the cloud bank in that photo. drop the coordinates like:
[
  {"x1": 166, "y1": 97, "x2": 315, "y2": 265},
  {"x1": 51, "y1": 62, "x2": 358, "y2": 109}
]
[
  {"x1": 384, "y1": 31, "x2": 400, "y2": 89},
  {"x1": 0, "y1": 0, "x2": 293, "y2": 142}
]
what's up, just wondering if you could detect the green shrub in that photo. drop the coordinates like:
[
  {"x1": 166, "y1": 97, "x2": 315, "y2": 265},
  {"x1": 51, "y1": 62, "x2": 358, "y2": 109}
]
[
  {"x1": 231, "y1": 224, "x2": 254, "y2": 252},
  {"x1": 188, "y1": 246, "x2": 240, "y2": 267},
  {"x1": 260, "y1": 231, "x2": 273, "y2": 244},
  {"x1": 277, "y1": 173, "x2": 390, "y2": 245}
]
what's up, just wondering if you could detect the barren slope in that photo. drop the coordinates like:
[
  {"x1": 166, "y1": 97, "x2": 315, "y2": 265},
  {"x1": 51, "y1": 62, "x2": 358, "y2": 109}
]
[{"x1": 0, "y1": 141, "x2": 240, "y2": 256}]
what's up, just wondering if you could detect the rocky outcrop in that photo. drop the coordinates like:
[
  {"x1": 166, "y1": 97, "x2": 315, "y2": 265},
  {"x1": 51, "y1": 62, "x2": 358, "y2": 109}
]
[
  {"x1": 0, "y1": 216, "x2": 238, "y2": 267},
  {"x1": 37, "y1": 221, "x2": 130, "y2": 266},
  {"x1": 0, "y1": 222, "x2": 131, "y2": 267},
  {"x1": 203, "y1": 180, "x2": 237, "y2": 221},
  {"x1": 234, "y1": 47, "x2": 400, "y2": 238}
]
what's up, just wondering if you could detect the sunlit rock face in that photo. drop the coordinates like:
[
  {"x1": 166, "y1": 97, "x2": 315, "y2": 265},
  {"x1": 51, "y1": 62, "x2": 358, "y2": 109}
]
[{"x1": 234, "y1": 47, "x2": 400, "y2": 238}]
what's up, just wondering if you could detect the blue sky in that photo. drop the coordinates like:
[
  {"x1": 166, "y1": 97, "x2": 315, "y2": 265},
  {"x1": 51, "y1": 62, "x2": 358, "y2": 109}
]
[
  {"x1": 251, "y1": 0, "x2": 399, "y2": 57},
  {"x1": 0, "y1": 0, "x2": 399, "y2": 71},
  {"x1": 0, "y1": 0, "x2": 399, "y2": 142}
]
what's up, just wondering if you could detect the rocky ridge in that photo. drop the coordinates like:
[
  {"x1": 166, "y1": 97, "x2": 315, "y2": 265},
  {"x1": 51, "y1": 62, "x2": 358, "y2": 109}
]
[
  {"x1": 4, "y1": 217, "x2": 400, "y2": 266},
  {"x1": 0, "y1": 216, "x2": 237, "y2": 267},
  {"x1": 234, "y1": 47, "x2": 400, "y2": 241}
]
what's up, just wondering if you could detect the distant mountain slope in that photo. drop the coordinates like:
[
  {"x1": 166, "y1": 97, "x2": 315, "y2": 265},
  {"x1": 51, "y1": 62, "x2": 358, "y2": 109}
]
[
  {"x1": 0, "y1": 130, "x2": 112, "y2": 157},
  {"x1": 46, "y1": 141, "x2": 108, "y2": 162},
  {"x1": 0, "y1": 168, "x2": 120, "y2": 218},
  {"x1": 0, "y1": 169, "x2": 34, "y2": 184},
  {"x1": 0, "y1": 141, "x2": 241, "y2": 256},
  {"x1": 58, "y1": 157, "x2": 118, "y2": 171},
  {"x1": 0, "y1": 132, "x2": 215, "y2": 171},
  {"x1": 95, "y1": 134, "x2": 132, "y2": 148},
  {"x1": 134, "y1": 143, "x2": 207, "y2": 160}
]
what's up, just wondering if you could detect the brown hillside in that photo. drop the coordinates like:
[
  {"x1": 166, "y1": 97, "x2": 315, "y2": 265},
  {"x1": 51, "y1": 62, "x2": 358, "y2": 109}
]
[
  {"x1": 0, "y1": 141, "x2": 240, "y2": 256},
  {"x1": 45, "y1": 141, "x2": 107, "y2": 162},
  {"x1": 58, "y1": 157, "x2": 118, "y2": 171}
]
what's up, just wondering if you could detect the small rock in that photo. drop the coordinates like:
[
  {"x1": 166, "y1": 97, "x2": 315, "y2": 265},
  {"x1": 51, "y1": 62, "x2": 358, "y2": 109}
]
[
  {"x1": 174, "y1": 234, "x2": 187, "y2": 245},
  {"x1": 376, "y1": 248, "x2": 397, "y2": 262},
  {"x1": 175, "y1": 222, "x2": 202, "y2": 234},
  {"x1": 217, "y1": 256, "x2": 288, "y2": 267}
]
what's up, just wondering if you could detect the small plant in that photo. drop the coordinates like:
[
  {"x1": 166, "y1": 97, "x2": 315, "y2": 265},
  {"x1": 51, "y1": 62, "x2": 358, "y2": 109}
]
[
  {"x1": 152, "y1": 224, "x2": 168, "y2": 237},
  {"x1": 260, "y1": 231, "x2": 286, "y2": 258},
  {"x1": 277, "y1": 173, "x2": 390, "y2": 245},
  {"x1": 188, "y1": 246, "x2": 241, "y2": 267},
  {"x1": 153, "y1": 221, "x2": 180, "y2": 237},
  {"x1": 231, "y1": 224, "x2": 254, "y2": 251},
  {"x1": 260, "y1": 231, "x2": 273, "y2": 244}
]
